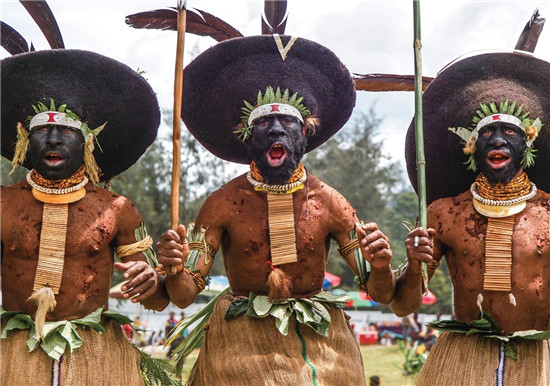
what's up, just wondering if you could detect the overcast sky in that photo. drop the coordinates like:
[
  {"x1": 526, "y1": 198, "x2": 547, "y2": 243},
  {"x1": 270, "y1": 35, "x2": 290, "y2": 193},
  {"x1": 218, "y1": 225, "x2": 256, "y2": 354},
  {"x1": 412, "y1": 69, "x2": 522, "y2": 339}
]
[{"x1": 2, "y1": 0, "x2": 550, "y2": 177}]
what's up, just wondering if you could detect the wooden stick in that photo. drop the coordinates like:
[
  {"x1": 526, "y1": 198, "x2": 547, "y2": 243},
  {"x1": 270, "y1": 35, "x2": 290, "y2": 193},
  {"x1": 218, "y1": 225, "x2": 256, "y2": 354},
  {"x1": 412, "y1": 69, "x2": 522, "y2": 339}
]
[{"x1": 169, "y1": 0, "x2": 187, "y2": 275}]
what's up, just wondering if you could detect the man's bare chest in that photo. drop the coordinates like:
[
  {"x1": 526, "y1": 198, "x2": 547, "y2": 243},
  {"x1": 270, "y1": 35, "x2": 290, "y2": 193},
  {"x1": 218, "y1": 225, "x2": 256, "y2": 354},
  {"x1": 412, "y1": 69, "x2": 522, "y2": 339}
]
[{"x1": 2, "y1": 200, "x2": 118, "y2": 260}]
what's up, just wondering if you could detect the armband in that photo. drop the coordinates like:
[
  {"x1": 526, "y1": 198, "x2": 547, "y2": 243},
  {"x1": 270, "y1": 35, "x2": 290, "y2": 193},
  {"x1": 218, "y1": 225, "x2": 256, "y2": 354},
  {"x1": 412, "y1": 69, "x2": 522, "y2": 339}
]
[
  {"x1": 184, "y1": 267, "x2": 207, "y2": 293},
  {"x1": 188, "y1": 241, "x2": 216, "y2": 262},
  {"x1": 115, "y1": 222, "x2": 159, "y2": 268},
  {"x1": 348, "y1": 221, "x2": 371, "y2": 292},
  {"x1": 115, "y1": 237, "x2": 152, "y2": 257},
  {"x1": 337, "y1": 238, "x2": 361, "y2": 257},
  {"x1": 185, "y1": 223, "x2": 217, "y2": 270}
]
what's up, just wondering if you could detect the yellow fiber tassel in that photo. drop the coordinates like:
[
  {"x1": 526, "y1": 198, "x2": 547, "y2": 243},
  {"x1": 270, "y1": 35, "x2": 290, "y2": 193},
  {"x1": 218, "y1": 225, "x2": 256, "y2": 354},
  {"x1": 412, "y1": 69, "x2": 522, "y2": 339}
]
[
  {"x1": 83, "y1": 133, "x2": 101, "y2": 185},
  {"x1": 267, "y1": 267, "x2": 292, "y2": 300},
  {"x1": 11, "y1": 122, "x2": 29, "y2": 174},
  {"x1": 28, "y1": 287, "x2": 57, "y2": 339}
]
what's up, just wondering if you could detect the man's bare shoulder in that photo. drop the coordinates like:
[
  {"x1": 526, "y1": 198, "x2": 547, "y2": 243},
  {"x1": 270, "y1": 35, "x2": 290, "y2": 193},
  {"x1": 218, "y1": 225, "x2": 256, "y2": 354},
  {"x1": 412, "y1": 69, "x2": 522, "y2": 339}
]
[
  {"x1": 526, "y1": 188, "x2": 550, "y2": 215},
  {"x1": 306, "y1": 173, "x2": 357, "y2": 230},
  {"x1": 199, "y1": 173, "x2": 249, "y2": 207},
  {"x1": 531, "y1": 188, "x2": 550, "y2": 204},
  {"x1": 1, "y1": 180, "x2": 30, "y2": 194},
  {"x1": 2, "y1": 180, "x2": 33, "y2": 208},
  {"x1": 307, "y1": 173, "x2": 351, "y2": 203},
  {"x1": 428, "y1": 190, "x2": 473, "y2": 214},
  {"x1": 83, "y1": 184, "x2": 143, "y2": 224},
  {"x1": 195, "y1": 174, "x2": 251, "y2": 222},
  {"x1": 85, "y1": 184, "x2": 133, "y2": 206}
]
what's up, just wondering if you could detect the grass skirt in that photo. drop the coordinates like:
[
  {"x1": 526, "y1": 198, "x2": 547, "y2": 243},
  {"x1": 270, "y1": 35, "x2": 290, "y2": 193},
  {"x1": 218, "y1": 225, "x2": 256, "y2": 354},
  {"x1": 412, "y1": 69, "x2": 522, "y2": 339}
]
[
  {"x1": 1, "y1": 317, "x2": 143, "y2": 385},
  {"x1": 191, "y1": 293, "x2": 366, "y2": 385},
  {"x1": 417, "y1": 331, "x2": 550, "y2": 385}
]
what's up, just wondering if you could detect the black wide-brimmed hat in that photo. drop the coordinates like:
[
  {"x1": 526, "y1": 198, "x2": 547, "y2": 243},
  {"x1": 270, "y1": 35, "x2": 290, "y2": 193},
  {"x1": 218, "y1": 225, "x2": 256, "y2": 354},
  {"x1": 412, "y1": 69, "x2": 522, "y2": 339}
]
[
  {"x1": 405, "y1": 52, "x2": 550, "y2": 204},
  {"x1": 1, "y1": 49, "x2": 160, "y2": 181},
  {"x1": 181, "y1": 34, "x2": 356, "y2": 164}
]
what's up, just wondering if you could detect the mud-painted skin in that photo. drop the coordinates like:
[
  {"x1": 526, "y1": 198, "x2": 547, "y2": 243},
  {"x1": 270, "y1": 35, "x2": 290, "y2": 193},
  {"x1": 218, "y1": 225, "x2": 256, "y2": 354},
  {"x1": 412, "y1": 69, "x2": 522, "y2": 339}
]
[
  {"x1": 1, "y1": 125, "x2": 169, "y2": 320},
  {"x1": 157, "y1": 115, "x2": 396, "y2": 308},
  {"x1": 474, "y1": 122, "x2": 526, "y2": 185},
  {"x1": 393, "y1": 124, "x2": 550, "y2": 333}
]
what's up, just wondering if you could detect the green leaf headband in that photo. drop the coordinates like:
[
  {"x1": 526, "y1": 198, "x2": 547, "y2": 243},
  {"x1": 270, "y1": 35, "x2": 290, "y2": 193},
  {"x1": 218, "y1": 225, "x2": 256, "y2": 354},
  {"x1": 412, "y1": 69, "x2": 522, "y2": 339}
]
[
  {"x1": 12, "y1": 98, "x2": 106, "y2": 185},
  {"x1": 448, "y1": 100, "x2": 543, "y2": 172},
  {"x1": 234, "y1": 86, "x2": 312, "y2": 141}
]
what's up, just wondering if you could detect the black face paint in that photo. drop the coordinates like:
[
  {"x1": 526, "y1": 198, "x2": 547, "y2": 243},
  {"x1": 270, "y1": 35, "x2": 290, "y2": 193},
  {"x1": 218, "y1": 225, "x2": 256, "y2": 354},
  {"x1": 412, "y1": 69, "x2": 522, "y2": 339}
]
[
  {"x1": 247, "y1": 115, "x2": 306, "y2": 184},
  {"x1": 28, "y1": 125, "x2": 85, "y2": 180},
  {"x1": 474, "y1": 122, "x2": 526, "y2": 185}
]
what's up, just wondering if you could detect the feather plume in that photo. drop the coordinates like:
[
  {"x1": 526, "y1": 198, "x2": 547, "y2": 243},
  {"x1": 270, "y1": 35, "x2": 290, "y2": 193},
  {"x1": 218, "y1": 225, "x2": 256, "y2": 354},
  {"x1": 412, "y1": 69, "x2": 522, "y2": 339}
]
[
  {"x1": 1, "y1": 22, "x2": 29, "y2": 55},
  {"x1": 20, "y1": 0, "x2": 64, "y2": 49},
  {"x1": 125, "y1": 7, "x2": 243, "y2": 42},
  {"x1": 28, "y1": 287, "x2": 57, "y2": 339},
  {"x1": 261, "y1": 0, "x2": 288, "y2": 35},
  {"x1": 267, "y1": 267, "x2": 292, "y2": 300},
  {"x1": 515, "y1": 8, "x2": 545, "y2": 53},
  {"x1": 353, "y1": 73, "x2": 433, "y2": 92}
]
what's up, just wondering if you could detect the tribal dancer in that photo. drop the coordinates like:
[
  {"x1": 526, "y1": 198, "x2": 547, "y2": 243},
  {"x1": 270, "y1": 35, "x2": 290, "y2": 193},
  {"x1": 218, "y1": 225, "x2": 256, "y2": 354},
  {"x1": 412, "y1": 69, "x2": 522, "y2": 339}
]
[
  {"x1": 393, "y1": 51, "x2": 550, "y2": 385},
  {"x1": 1, "y1": 49, "x2": 169, "y2": 385},
  {"x1": 157, "y1": 35, "x2": 396, "y2": 385}
]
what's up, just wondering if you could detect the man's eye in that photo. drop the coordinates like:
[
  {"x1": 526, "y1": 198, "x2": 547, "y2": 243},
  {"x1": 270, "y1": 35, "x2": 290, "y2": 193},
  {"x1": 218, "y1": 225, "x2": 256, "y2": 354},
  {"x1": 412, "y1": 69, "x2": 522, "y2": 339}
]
[
  {"x1": 481, "y1": 130, "x2": 493, "y2": 137},
  {"x1": 504, "y1": 129, "x2": 517, "y2": 135}
]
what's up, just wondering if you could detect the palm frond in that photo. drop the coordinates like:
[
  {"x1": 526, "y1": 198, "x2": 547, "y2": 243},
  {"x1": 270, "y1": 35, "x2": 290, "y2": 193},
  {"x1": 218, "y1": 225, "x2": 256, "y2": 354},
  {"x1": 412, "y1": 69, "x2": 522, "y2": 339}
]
[{"x1": 134, "y1": 344, "x2": 181, "y2": 386}]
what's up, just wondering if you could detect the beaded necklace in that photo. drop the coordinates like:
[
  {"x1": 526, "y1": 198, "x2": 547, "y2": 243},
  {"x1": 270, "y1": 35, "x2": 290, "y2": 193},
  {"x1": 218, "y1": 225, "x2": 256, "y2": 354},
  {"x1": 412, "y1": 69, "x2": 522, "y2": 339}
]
[
  {"x1": 247, "y1": 162, "x2": 306, "y2": 194},
  {"x1": 27, "y1": 167, "x2": 88, "y2": 204}
]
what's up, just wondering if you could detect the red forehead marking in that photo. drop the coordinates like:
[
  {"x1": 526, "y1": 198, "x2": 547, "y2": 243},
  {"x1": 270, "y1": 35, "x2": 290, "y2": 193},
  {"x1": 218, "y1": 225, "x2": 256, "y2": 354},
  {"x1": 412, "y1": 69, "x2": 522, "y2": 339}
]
[
  {"x1": 46, "y1": 112, "x2": 58, "y2": 122},
  {"x1": 492, "y1": 115, "x2": 500, "y2": 121},
  {"x1": 270, "y1": 104, "x2": 280, "y2": 112}
]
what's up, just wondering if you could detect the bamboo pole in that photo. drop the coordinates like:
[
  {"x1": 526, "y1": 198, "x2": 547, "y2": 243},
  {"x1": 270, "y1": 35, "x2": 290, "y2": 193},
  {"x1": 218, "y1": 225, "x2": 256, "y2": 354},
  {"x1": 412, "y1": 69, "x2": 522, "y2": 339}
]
[
  {"x1": 413, "y1": 0, "x2": 429, "y2": 292},
  {"x1": 169, "y1": 0, "x2": 187, "y2": 275}
]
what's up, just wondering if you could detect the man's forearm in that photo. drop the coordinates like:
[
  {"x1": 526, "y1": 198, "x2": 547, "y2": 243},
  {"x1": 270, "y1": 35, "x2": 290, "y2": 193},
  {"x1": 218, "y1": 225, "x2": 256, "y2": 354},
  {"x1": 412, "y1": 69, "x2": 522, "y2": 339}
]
[
  {"x1": 141, "y1": 274, "x2": 171, "y2": 311},
  {"x1": 366, "y1": 265, "x2": 396, "y2": 304},
  {"x1": 390, "y1": 266, "x2": 424, "y2": 317},
  {"x1": 165, "y1": 269, "x2": 201, "y2": 309}
]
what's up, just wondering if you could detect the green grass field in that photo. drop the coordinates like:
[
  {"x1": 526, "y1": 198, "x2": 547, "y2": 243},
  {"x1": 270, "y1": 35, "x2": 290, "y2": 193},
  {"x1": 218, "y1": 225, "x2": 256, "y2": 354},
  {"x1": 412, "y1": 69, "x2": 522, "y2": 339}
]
[{"x1": 176, "y1": 344, "x2": 419, "y2": 385}]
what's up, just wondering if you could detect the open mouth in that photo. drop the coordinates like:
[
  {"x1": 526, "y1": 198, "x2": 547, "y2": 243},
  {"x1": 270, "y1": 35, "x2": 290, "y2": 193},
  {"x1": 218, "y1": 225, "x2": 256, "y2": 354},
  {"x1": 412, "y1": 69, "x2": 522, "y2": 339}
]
[
  {"x1": 266, "y1": 143, "x2": 287, "y2": 167},
  {"x1": 43, "y1": 152, "x2": 66, "y2": 167},
  {"x1": 487, "y1": 150, "x2": 511, "y2": 169}
]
